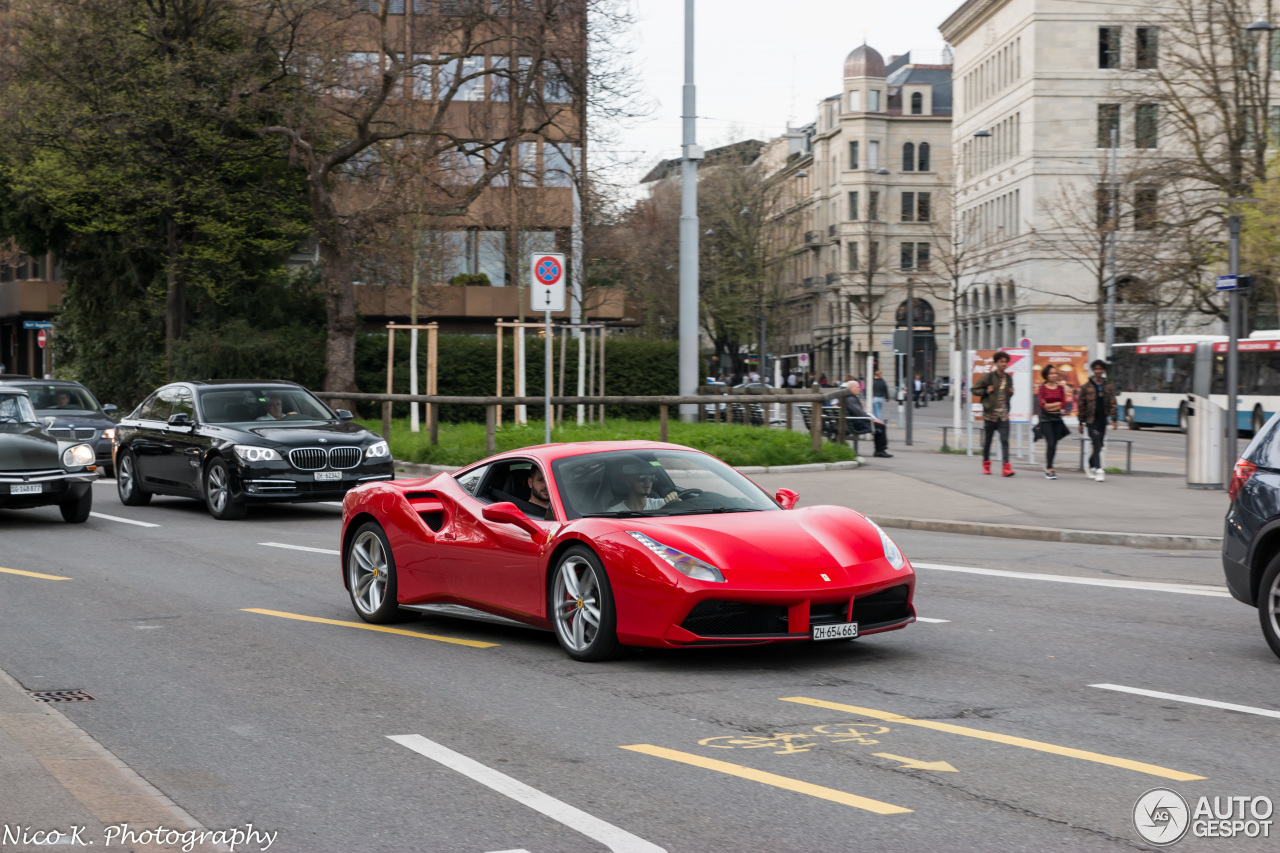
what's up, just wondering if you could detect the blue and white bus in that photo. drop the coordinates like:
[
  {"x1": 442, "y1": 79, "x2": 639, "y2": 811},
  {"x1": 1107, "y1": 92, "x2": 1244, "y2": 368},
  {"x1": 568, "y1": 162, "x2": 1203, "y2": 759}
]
[{"x1": 1111, "y1": 333, "x2": 1280, "y2": 433}]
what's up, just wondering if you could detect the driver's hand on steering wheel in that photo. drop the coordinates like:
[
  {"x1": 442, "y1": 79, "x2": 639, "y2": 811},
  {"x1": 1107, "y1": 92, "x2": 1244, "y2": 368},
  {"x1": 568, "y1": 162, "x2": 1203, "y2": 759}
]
[{"x1": 662, "y1": 490, "x2": 680, "y2": 504}]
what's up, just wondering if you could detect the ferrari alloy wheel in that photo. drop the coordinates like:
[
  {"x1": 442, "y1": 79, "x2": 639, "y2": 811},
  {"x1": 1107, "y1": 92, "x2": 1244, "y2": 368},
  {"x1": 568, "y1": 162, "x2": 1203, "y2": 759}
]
[
  {"x1": 550, "y1": 546, "x2": 620, "y2": 662},
  {"x1": 204, "y1": 458, "x2": 246, "y2": 520},
  {"x1": 116, "y1": 452, "x2": 151, "y2": 506},
  {"x1": 1259, "y1": 554, "x2": 1280, "y2": 660},
  {"x1": 347, "y1": 522, "x2": 413, "y2": 624}
]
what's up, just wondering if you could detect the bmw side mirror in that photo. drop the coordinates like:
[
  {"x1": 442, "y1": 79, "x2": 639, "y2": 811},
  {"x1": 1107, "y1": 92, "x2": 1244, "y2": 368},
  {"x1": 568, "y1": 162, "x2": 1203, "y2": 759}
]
[
  {"x1": 103, "y1": 404, "x2": 118, "y2": 414},
  {"x1": 775, "y1": 488, "x2": 799, "y2": 510},
  {"x1": 167, "y1": 413, "x2": 192, "y2": 429},
  {"x1": 336, "y1": 409, "x2": 354, "y2": 421}
]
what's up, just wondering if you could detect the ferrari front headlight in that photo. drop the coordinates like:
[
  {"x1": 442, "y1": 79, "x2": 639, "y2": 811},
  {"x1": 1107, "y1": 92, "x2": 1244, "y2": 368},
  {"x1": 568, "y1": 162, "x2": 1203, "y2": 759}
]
[
  {"x1": 62, "y1": 444, "x2": 95, "y2": 468},
  {"x1": 866, "y1": 518, "x2": 906, "y2": 570},
  {"x1": 626, "y1": 531, "x2": 726, "y2": 583}
]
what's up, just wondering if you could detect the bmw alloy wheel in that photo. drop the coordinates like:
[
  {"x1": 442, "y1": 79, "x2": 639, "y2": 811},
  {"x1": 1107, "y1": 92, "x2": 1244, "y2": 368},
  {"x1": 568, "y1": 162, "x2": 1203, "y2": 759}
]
[
  {"x1": 349, "y1": 530, "x2": 389, "y2": 616},
  {"x1": 207, "y1": 464, "x2": 229, "y2": 513}
]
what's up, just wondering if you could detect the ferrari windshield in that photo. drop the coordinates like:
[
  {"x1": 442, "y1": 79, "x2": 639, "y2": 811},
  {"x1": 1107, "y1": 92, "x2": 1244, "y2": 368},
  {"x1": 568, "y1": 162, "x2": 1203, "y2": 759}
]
[
  {"x1": 551, "y1": 448, "x2": 781, "y2": 519},
  {"x1": 0, "y1": 393, "x2": 38, "y2": 425}
]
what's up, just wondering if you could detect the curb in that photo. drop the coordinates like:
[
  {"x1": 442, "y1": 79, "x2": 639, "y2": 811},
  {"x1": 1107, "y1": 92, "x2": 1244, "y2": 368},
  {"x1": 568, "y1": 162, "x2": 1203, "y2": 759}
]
[
  {"x1": 395, "y1": 459, "x2": 864, "y2": 477},
  {"x1": 872, "y1": 515, "x2": 1222, "y2": 551}
]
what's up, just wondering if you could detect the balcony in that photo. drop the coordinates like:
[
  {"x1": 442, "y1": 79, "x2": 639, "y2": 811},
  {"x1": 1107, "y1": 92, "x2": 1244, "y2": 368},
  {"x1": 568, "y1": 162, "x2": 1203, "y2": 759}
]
[
  {"x1": 804, "y1": 230, "x2": 822, "y2": 245},
  {"x1": 828, "y1": 224, "x2": 838, "y2": 238},
  {"x1": 825, "y1": 272, "x2": 840, "y2": 285}
]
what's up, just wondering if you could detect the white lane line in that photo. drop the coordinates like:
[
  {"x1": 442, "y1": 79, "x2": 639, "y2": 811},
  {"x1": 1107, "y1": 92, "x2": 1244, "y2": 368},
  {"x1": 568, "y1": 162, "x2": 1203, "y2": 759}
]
[
  {"x1": 913, "y1": 562, "x2": 1230, "y2": 598},
  {"x1": 389, "y1": 734, "x2": 666, "y2": 853},
  {"x1": 260, "y1": 542, "x2": 340, "y2": 556},
  {"x1": 89, "y1": 512, "x2": 159, "y2": 528},
  {"x1": 914, "y1": 617, "x2": 950, "y2": 623},
  {"x1": 320, "y1": 501, "x2": 345, "y2": 507},
  {"x1": 1091, "y1": 684, "x2": 1280, "y2": 720}
]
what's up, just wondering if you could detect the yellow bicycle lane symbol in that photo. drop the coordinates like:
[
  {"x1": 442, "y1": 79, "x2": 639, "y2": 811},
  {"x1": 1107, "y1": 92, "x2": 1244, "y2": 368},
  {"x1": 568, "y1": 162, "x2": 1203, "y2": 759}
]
[{"x1": 698, "y1": 723, "x2": 892, "y2": 755}]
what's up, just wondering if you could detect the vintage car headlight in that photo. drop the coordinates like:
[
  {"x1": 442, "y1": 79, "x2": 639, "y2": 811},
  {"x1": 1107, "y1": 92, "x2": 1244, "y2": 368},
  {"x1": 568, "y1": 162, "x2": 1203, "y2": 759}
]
[
  {"x1": 62, "y1": 444, "x2": 95, "y2": 468},
  {"x1": 365, "y1": 440, "x2": 390, "y2": 460},
  {"x1": 626, "y1": 531, "x2": 726, "y2": 583},
  {"x1": 866, "y1": 518, "x2": 906, "y2": 570},
  {"x1": 234, "y1": 445, "x2": 281, "y2": 463}
]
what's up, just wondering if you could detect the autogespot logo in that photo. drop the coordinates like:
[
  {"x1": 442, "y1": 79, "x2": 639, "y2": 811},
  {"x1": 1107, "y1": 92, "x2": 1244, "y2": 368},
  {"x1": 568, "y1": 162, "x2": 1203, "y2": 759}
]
[{"x1": 1134, "y1": 788, "x2": 1191, "y2": 846}]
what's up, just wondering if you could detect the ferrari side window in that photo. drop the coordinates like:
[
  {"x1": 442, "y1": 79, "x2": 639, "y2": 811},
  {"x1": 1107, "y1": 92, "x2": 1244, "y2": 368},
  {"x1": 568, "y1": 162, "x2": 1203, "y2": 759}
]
[{"x1": 455, "y1": 464, "x2": 490, "y2": 496}]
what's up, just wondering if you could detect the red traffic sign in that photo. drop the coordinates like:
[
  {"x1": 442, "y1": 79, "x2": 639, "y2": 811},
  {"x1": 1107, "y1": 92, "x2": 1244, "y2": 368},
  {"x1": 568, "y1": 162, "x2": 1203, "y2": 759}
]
[
  {"x1": 37, "y1": 330, "x2": 47, "y2": 349},
  {"x1": 534, "y1": 255, "x2": 563, "y2": 286},
  {"x1": 530, "y1": 252, "x2": 566, "y2": 312}
]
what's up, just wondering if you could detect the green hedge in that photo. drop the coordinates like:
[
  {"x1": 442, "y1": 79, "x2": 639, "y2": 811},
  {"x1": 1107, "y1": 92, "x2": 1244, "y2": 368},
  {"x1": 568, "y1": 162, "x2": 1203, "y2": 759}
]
[{"x1": 355, "y1": 334, "x2": 678, "y2": 422}]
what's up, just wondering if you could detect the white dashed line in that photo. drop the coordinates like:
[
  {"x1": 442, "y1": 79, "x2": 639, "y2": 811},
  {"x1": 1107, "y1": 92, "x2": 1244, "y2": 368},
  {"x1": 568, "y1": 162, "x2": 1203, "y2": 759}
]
[
  {"x1": 389, "y1": 735, "x2": 667, "y2": 853},
  {"x1": 1090, "y1": 684, "x2": 1280, "y2": 720},
  {"x1": 89, "y1": 512, "x2": 159, "y2": 528},
  {"x1": 260, "y1": 542, "x2": 340, "y2": 556},
  {"x1": 320, "y1": 501, "x2": 345, "y2": 507},
  {"x1": 912, "y1": 562, "x2": 1230, "y2": 597},
  {"x1": 914, "y1": 617, "x2": 950, "y2": 623}
]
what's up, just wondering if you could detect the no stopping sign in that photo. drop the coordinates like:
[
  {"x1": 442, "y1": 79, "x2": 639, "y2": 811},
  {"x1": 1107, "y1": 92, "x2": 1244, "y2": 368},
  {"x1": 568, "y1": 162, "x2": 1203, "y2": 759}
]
[{"x1": 530, "y1": 253, "x2": 566, "y2": 312}]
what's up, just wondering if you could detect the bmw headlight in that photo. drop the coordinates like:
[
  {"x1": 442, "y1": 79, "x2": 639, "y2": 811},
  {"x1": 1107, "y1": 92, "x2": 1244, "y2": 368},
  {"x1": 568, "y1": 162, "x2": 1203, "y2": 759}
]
[
  {"x1": 62, "y1": 444, "x2": 95, "y2": 468},
  {"x1": 365, "y1": 440, "x2": 390, "y2": 460},
  {"x1": 234, "y1": 445, "x2": 281, "y2": 463},
  {"x1": 866, "y1": 518, "x2": 906, "y2": 570},
  {"x1": 626, "y1": 531, "x2": 726, "y2": 583}
]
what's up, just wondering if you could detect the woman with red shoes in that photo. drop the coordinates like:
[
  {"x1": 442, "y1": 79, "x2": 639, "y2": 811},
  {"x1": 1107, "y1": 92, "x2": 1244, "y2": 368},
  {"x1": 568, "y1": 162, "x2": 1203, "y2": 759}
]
[{"x1": 971, "y1": 350, "x2": 1016, "y2": 476}]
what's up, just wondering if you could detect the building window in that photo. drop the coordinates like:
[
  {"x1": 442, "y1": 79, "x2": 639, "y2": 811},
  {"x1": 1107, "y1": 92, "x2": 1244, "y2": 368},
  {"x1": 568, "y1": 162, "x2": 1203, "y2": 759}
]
[
  {"x1": 849, "y1": 140, "x2": 859, "y2": 169},
  {"x1": 868, "y1": 140, "x2": 880, "y2": 169},
  {"x1": 901, "y1": 192, "x2": 915, "y2": 222},
  {"x1": 911, "y1": 91, "x2": 923, "y2": 114},
  {"x1": 917, "y1": 243, "x2": 930, "y2": 270},
  {"x1": 1134, "y1": 185, "x2": 1158, "y2": 230},
  {"x1": 1135, "y1": 104, "x2": 1158, "y2": 148},
  {"x1": 900, "y1": 243, "x2": 928, "y2": 271},
  {"x1": 901, "y1": 242, "x2": 915, "y2": 270},
  {"x1": 543, "y1": 143, "x2": 574, "y2": 187},
  {"x1": 917, "y1": 192, "x2": 931, "y2": 222},
  {"x1": 869, "y1": 241, "x2": 879, "y2": 271},
  {"x1": 848, "y1": 90, "x2": 861, "y2": 112},
  {"x1": 441, "y1": 55, "x2": 485, "y2": 101},
  {"x1": 1097, "y1": 103, "x2": 1120, "y2": 148},
  {"x1": 869, "y1": 89, "x2": 881, "y2": 112},
  {"x1": 1099, "y1": 27, "x2": 1121, "y2": 69},
  {"x1": 848, "y1": 191, "x2": 859, "y2": 220},
  {"x1": 410, "y1": 54, "x2": 433, "y2": 98},
  {"x1": 1096, "y1": 183, "x2": 1116, "y2": 228},
  {"x1": 1136, "y1": 27, "x2": 1158, "y2": 69},
  {"x1": 869, "y1": 191, "x2": 879, "y2": 221},
  {"x1": 902, "y1": 142, "x2": 915, "y2": 172},
  {"x1": 917, "y1": 141, "x2": 930, "y2": 172},
  {"x1": 848, "y1": 242, "x2": 859, "y2": 271}
]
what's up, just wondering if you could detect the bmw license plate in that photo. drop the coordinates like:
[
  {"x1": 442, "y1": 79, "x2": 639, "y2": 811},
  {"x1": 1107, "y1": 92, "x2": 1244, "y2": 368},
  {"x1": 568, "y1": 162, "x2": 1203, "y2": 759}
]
[
  {"x1": 812, "y1": 622, "x2": 858, "y2": 641},
  {"x1": 314, "y1": 471, "x2": 341, "y2": 482}
]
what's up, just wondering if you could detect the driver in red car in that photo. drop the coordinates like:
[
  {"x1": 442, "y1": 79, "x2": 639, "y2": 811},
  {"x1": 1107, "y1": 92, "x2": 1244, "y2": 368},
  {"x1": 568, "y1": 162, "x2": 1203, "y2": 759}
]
[
  {"x1": 610, "y1": 463, "x2": 680, "y2": 512},
  {"x1": 526, "y1": 468, "x2": 555, "y2": 521}
]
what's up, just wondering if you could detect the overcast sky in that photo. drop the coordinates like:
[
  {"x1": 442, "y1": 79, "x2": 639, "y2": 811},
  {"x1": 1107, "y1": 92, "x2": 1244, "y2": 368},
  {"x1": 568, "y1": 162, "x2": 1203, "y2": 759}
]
[{"x1": 607, "y1": 0, "x2": 963, "y2": 186}]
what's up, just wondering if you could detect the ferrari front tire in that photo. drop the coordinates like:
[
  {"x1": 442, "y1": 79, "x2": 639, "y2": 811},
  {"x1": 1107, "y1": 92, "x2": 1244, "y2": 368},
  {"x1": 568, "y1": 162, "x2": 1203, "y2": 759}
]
[
  {"x1": 347, "y1": 522, "x2": 413, "y2": 624},
  {"x1": 550, "y1": 545, "x2": 621, "y2": 662},
  {"x1": 1258, "y1": 554, "x2": 1280, "y2": 661}
]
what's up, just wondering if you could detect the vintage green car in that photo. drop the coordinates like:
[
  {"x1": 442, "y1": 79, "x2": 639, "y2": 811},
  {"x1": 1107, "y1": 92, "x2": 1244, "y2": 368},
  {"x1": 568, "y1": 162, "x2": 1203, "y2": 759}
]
[{"x1": 0, "y1": 387, "x2": 98, "y2": 523}]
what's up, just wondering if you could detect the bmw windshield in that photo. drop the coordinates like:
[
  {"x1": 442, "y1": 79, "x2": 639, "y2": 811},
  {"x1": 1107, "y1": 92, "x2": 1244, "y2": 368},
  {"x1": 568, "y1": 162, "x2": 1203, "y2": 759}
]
[{"x1": 551, "y1": 449, "x2": 781, "y2": 519}]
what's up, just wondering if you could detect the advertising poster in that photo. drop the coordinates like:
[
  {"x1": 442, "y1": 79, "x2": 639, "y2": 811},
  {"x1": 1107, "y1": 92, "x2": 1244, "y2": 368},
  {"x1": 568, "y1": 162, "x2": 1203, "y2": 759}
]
[
  {"x1": 1032, "y1": 346, "x2": 1091, "y2": 418},
  {"x1": 969, "y1": 348, "x2": 1032, "y2": 423}
]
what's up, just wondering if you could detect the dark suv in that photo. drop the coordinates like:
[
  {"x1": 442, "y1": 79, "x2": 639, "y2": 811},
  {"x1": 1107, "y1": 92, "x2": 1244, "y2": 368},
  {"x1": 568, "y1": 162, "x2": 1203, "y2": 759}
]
[
  {"x1": 1223, "y1": 411, "x2": 1280, "y2": 659},
  {"x1": 0, "y1": 376, "x2": 118, "y2": 475}
]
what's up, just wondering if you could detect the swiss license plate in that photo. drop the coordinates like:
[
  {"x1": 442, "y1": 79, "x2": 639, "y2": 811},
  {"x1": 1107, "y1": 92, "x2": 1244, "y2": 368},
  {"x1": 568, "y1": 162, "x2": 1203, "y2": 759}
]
[
  {"x1": 314, "y1": 471, "x2": 342, "y2": 482},
  {"x1": 10, "y1": 484, "x2": 42, "y2": 495},
  {"x1": 812, "y1": 622, "x2": 858, "y2": 641}
]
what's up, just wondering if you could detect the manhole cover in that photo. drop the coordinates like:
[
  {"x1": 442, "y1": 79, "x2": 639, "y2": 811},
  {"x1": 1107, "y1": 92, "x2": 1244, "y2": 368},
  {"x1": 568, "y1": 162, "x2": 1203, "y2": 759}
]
[{"x1": 27, "y1": 689, "x2": 96, "y2": 703}]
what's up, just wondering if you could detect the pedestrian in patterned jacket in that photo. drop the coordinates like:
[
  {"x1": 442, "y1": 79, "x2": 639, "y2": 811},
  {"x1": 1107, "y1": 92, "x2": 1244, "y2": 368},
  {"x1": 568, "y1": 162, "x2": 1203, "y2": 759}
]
[
  {"x1": 971, "y1": 350, "x2": 1016, "y2": 477},
  {"x1": 1077, "y1": 359, "x2": 1119, "y2": 482}
]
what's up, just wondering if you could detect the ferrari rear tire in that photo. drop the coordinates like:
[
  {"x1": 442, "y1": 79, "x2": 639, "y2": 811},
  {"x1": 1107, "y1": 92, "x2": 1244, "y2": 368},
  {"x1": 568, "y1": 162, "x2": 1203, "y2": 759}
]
[
  {"x1": 1258, "y1": 554, "x2": 1280, "y2": 661},
  {"x1": 116, "y1": 451, "x2": 151, "y2": 506},
  {"x1": 346, "y1": 522, "x2": 414, "y2": 624},
  {"x1": 550, "y1": 545, "x2": 621, "y2": 662}
]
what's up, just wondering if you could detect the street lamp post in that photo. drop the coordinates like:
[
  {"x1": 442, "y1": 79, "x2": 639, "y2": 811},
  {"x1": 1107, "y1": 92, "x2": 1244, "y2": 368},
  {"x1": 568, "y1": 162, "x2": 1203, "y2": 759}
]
[{"x1": 678, "y1": 0, "x2": 701, "y2": 420}]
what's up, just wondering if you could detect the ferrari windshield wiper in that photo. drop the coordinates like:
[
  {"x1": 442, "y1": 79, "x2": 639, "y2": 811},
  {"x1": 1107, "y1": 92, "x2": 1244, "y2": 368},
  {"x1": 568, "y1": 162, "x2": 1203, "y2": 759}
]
[
  {"x1": 665, "y1": 507, "x2": 759, "y2": 516},
  {"x1": 580, "y1": 510, "x2": 667, "y2": 518}
]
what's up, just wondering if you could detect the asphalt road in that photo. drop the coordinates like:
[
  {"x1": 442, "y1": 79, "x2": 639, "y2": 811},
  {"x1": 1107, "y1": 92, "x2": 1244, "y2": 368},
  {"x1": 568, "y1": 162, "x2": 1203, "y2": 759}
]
[{"x1": 1, "y1": 480, "x2": 1276, "y2": 852}]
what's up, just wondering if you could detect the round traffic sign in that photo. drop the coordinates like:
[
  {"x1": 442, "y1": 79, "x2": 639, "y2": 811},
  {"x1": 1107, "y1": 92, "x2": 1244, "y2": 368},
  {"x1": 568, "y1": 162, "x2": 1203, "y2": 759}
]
[
  {"x1": 534, "y1": 256, "x2": 563, "y2": 286},
  {"x1": 37, "y1": 330, "x2": 46, "y2": 349}
]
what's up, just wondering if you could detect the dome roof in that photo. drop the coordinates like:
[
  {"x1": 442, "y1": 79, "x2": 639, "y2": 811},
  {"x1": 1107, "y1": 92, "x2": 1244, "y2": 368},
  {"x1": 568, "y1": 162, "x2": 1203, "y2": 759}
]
[{"x1": 844, "y1": 44, "x2": 886, "y2": 78}]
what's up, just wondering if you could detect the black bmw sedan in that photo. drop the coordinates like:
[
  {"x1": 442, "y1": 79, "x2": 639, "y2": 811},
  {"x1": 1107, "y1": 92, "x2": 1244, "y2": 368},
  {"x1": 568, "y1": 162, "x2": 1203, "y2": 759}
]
[
  {"x1": 0, "y1": 387, "x2": 97, "y2": 522},
  {"x1": 114, "y1": 381, "x2": 394, "y2": 519}
]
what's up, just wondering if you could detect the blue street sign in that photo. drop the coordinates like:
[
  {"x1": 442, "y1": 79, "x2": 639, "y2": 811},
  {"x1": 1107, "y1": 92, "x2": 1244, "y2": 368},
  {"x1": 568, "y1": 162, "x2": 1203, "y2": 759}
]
[
  {"x1": 1216, "y1": 275, "x2": 1238, "y2": 291},
  {"x1": 22, "y1": 320, "x2": 53, "y2": 330}
]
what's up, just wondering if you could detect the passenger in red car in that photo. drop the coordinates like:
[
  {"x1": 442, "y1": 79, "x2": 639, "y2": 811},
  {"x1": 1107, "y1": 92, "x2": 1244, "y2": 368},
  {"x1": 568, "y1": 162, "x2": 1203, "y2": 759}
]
[
  {"x1": 610, "y1": 463, "x2": 679, "y2": 512},
  {"x1": 527, "y1": 468, "x2": 555, "y2": 520}
]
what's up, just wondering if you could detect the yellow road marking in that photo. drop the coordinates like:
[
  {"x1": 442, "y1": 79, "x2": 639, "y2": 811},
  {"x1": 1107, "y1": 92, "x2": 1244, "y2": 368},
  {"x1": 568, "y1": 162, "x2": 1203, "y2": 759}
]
[
  {"x1": 782, "y1": 697, "x2": 1204, "y2": 782},
  {"x1": 0, "y1": 566, "x2": 71, "y2": 581},
  {"x1": 242, "y1": 609, "x2": 498, "y2": 648},
  {"x1": 872, "y1": 753, "x2": 957, "y2": 772},
  {"x1": 620, "y1": 744, "x2": 912, "y2": 814}
]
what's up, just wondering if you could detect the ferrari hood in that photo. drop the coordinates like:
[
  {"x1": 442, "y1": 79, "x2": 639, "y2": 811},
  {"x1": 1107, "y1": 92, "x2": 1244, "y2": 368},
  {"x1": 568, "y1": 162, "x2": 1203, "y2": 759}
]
[{"x1": 606, "y1": 506, "x2": 890, "y2": 575}]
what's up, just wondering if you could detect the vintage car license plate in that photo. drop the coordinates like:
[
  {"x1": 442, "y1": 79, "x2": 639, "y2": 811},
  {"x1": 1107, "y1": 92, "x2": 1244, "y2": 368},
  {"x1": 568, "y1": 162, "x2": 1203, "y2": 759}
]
[
  {"x1": 314, "y1": 471, "x2": 342, "y2": 481},
  {"x1": 812, "y1": 622, "x2": 858, "y2": 641},
  {"x1": 10, "y1": 484, "x2": 42, "y2": 495}
]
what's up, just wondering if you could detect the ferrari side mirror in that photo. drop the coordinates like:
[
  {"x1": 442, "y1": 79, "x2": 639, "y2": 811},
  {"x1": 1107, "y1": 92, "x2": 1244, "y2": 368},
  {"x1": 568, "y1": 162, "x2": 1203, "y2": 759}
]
[
  {"x1": 775, "y1": 488, "x2": 799, "y2": 509},
  {"x1": 483, "y1": 501, "x2": 542, "y2": 538}
]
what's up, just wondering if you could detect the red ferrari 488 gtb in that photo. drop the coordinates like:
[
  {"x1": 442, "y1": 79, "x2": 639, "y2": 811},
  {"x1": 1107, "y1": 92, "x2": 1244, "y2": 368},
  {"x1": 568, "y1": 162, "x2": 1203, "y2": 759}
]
[{"x1": 341, "y1": 441, "x2": 915, "y2": 660}]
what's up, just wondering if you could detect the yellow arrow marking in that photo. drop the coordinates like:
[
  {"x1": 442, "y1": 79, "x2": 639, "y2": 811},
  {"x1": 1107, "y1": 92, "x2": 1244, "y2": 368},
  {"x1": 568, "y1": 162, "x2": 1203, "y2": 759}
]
[
  {"x1": 873, "y1": 752, "x2": 958, "y2": 772},
  {"x1": 242, "y1": 609, "x2": 498, "y2": 648},
  {"x1": 782, "y1": 697, "x2": 1204, "y2": 782},
  {"x1": 621, "y1": 744, "x2": 912, "y2": 814},
  {"x1": 0, "y1": 566, "x2": 71, "y2": 581}
]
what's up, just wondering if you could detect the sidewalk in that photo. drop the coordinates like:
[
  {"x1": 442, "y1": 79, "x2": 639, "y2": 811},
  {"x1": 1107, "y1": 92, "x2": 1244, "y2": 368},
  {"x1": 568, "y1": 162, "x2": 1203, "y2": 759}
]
[{"x1": 0, "y1": 667, "x2": 221, "y2": 853}]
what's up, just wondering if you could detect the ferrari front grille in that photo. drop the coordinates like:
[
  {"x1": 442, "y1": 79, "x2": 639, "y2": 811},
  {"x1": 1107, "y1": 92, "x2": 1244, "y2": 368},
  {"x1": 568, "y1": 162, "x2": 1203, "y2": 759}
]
[
  {"x1": 852, "y1": 584, "x2": 911, "y2": 627},
  {"x1": 809, "y1": 600, "x2": 852, "y2": 626},
  {"x1": 681, "y1": 601, "x2": 789, "y2": 636}
]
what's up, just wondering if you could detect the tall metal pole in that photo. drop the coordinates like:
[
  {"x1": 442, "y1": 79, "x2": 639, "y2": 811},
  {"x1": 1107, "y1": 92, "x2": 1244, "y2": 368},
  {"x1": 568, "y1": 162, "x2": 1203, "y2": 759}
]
[
  {"x1": 905, "y1": 278, "x2": 915, "y2": 446},
  {"x1": 1104, "y1": 126, "x2": 1118, "y2": 358},
  {"x1": 573, "y1": 179, "x2": 586, "y2": 425},
  {"x1": 545, "y1": 308, "x2": 552, "y2": 444},
  {"x1": 1228, "y1": 213, "x2": 1240, "y2": 483},
  {"x1": 678, "y1": 0, "x2": 700, "y2": 420}
]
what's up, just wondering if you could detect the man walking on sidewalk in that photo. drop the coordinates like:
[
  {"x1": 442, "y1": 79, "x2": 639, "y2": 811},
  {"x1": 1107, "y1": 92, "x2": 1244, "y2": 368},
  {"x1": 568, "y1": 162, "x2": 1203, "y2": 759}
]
[
  {"x1": 1078, "y1": 359, "x2": 1118, "y2": 481},
  {"x1": 972, "y1": 350, "x2": 1015, "y2": 476}
]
